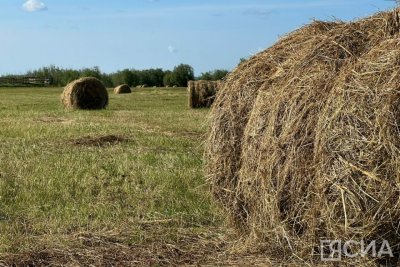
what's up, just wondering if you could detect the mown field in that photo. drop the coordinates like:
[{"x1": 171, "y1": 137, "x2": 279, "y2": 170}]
[{"x1": 0, "y1": 87, "x2": 245, "y2": 266}]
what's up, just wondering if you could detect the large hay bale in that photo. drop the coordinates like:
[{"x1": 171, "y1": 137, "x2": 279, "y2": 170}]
[
  {"x1": 114, "y1": 84, "x2": 131, "y2": 94},
  {"x1": 188, "y1": 80, "x2": 222, "y2": 108},
  {"x1": 206, "y1": 9, "x2": 400, "y2": 265},
  {"x1": 62, "y1": 77, "x2": 108, "y2": 110}
]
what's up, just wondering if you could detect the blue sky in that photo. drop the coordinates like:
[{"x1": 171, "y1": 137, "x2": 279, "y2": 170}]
[{"x1": 0, "y1": 0, "x2": 396, "y2": 75}]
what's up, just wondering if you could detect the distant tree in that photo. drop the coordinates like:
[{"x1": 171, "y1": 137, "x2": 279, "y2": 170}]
[
  {"x1": 100, "y1": 73, "x2": 113, "y2": 87},
  {"x1": 80, "y1": 66, "x2": 102, "y2": 80},
  {"x1": 148, "y1": 68, "x2": 165, "y2": 87},
  {"x1": 163, "y1": 71, "x2": 175, "y2": 86},
  {"x1": 26, "y1": 65, "x2": 80, "y2": 86},
  {"x1": 3, "y1": 64, "x2": 198, "y2": 88},
  {"x1": 62, "y1": 69, "x2": 80, "y2": 85},
  {"x1": 198, "y1": 69, "x2": 229, "y2": 81},
  {"x1": 139, "y1": 70, "x2": 151, "y2": 86},
  {"x1": 129, "y1": 71, "x2": 140, "y2": 87},
  {"x1": 213, "y1": 69, "x2": 229, "y2": 80},
  {"x1": 110, "y1": 72, "x2": 121, "y2": 86},
  {"x1": 109, "y1": 69, "x2": 139, "y2": 87},
  {"x1": 198, "y1": 72, "x2": 212, "y2": 80},
  {"x1": 172, "y1": 64, "x2": 194, "y2": 87},
  {"x1": 120, "y1": 69, "x2": 138, "y2": 86}
]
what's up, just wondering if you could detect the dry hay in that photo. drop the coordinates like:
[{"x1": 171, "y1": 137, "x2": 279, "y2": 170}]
[
  {"x1": 114, "y1": 84, "x2": 132, "y2": 94},
  {"x1": 62, "y1": 77, "x2": 108, "y2": 110},
  {"x1": 1, "y1": 227, "x2": 275, "y2": 267},
  {"x1": 188, "y1": 80, "x2": 222, "y2": 108},
  {"x1": 206, "y1": 9, "x2": 400, "y2": 266}
]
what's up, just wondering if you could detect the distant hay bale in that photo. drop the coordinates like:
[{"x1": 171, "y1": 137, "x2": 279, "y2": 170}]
[
  {"x1": 62, "y1": 77, "x2": 108, "y2": 110},
  {"x1": 153, "y1": 86, "x2": 157, "y2": 88},
  {"x1": 206, "y1": 9, "x2": 400, "y2": 266},
  {"x1": 188, "y1": 80, "x2": 221, "y2": 108},
  {"x1": 114, "y1": 84, "x2": 131, "y2": 94},
  {"x1": 173, "y1": 85, "x2": 177, "y2": 88}
]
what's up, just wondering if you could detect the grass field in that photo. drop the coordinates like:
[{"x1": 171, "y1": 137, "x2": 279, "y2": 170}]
[{"x1": 0, "y1": 87, "x2": 244, "y2": 266}]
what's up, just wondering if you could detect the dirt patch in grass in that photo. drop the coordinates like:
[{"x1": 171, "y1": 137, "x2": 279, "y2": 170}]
[
  {"x1": 34, "y1": 116, "x2": 73, "y2": 124},
  {"x1": 70, "y1": 135, "x2": 129, "y2": 147}
]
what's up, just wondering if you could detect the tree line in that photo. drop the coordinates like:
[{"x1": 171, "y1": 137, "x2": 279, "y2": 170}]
[{"x1": 0, "y1": 64, "x2": 229, "y2": 87}]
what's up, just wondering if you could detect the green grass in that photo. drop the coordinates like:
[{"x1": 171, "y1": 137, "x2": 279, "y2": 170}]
[{"x1": 0, "y1": 87, "x2": 221, "y2": 255}]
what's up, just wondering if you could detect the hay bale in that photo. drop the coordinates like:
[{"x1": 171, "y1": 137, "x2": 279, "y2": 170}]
[
  {"x1": 114, "y1": 84, "x2": 131, "y2": 94},
  {"x1": 62, "y1": 77, "x2": 108, "y2": 110},
  {"x1": 188, "y1": 80, "x2": 197, "y2": 108},
  {"x1": 206, "y1": 9, "x2": 400, "y2": 265},
  {"x1": 188, "y1": 80, "x2": 222, "y2": 108}
]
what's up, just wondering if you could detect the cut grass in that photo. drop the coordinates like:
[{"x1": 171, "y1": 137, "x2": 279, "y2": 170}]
[{"x1": 0, "y1": 87, "x2": 223, "y2": 260}]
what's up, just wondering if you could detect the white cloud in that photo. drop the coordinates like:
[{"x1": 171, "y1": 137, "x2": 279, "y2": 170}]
[
  {"x1": 22, "y1": 0, "x2": 47, "y2": 12},
  {"x1": 168, "y1": 45, "x2": 177, "y2": 53}
]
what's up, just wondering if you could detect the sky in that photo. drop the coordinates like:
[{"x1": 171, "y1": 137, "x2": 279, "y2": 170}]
[{"x1": 0, "y1": 0, "x2": 397, "y2": 76}]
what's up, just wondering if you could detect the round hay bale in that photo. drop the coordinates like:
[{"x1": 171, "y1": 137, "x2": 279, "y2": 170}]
[
  {"x1": 188, "y1": 80, "x2": 197, "y2": 108},
  {"x1": 206, "y1": 9, "x2": 400, "y2": 265},
  {"x1": 203, "y1": 81, "x2": 219, "y2": 107},
  {"x1": 197, "y1": 81, "x2": 208, "y2": 107},
  {"x1": 114, "y1": 84, "x2": 131, "y2": 94},
  {"x1": 62, "y1": 77, "x2": 108, "y2": 110},
  {"x1": 188, "y1": 80, "x2": 221, "y2": 109}
]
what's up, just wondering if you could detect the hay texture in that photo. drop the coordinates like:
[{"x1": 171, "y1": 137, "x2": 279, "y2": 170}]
[
  {"x1": 188, "y1": 80, "x2": 222, "y2": 108},
  {"x1": 114, "y1": 84, "x2": 131, "y2": 94},
  {"x1": 62, "y1": 77, "x2": 108, "y2": 110},
  {"x1": 206, "y1": 9, "x2": 400, "y2": 266}
]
